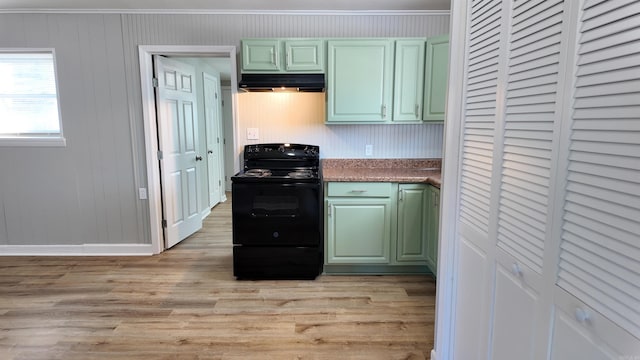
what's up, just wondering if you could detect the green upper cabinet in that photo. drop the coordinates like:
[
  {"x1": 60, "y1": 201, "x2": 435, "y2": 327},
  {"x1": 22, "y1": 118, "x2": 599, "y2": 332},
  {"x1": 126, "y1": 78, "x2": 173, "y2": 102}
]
[
  {"x1": 393, "y1": 40, "x2": 426, "y2": 123},
  {"x1": 241, "y1": 39, "x2": 324, "y2": 73},
  {"x1": 241, "y1": 39, "x2": 281, "y2": 72},
  {"x1": 326, "y1": 39, "x2": 394, "y2": 123},
  {"x1": 423, "y1": 35, "x2": 450, "y2": 121},
  {"x1": 284, "y1": 40, "x2": 325, "y2": 72}
]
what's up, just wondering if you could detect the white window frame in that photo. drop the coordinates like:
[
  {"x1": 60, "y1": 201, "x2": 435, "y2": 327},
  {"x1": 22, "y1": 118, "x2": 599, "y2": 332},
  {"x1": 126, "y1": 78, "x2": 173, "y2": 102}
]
[{"x1": 0, "y1": 48, "x2": 66, "y2": 147}]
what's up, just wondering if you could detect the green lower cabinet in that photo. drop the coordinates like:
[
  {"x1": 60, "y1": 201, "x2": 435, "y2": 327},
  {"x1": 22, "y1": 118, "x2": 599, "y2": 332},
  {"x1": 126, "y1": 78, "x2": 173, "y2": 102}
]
[
  {"x1": 396, "y1": 184, "x2": 429, "y2": 263},
  {"x1": 426, "y1": 185, "x2": 440, "y2": 276},
  {"x1": 324, "y1": 182, "x2": 439, "y2": 275},
  {"x1": 326, "y1": 198, "x2": 392, "y2": 264}
]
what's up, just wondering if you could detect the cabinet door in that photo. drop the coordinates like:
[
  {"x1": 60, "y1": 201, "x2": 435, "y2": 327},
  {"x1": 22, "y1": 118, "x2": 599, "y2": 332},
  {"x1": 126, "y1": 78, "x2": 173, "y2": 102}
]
[
  {"x1": 327, "y1": 39, "x2": 394, "y2": 123},
  {"x1": 426, "y1": 185, "x2": 440, "y2": 274},
  {"x1": 284, "y1": 40, "x2": 324, "y2": 72},
  {"x1": 326, "y1": 198, "x2": 392, "y2": 264},
  {"x1": 393, "y1": 40, "x2": 426, "y2": 122},
  {"x1": 241, "y1": 39, "x2": 281, "y2": 71},
  {"x1": 423, "y1": 35, "x2": 449, "y2": 121},
  {"x1": 396, "y1": 184, "x2": 429, "y2": 262}
]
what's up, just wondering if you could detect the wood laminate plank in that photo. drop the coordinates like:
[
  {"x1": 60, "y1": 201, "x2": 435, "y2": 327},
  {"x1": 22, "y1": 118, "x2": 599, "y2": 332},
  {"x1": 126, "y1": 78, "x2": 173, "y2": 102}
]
[{"x1": 0, "y1": 194, "x2": 435, "y2": 359}]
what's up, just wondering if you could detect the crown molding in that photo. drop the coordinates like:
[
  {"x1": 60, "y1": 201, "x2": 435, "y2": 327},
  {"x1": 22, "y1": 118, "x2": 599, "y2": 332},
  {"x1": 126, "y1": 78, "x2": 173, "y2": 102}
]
[{"x1": 0, "y1": 9, "x2": 450, "y2": 16}]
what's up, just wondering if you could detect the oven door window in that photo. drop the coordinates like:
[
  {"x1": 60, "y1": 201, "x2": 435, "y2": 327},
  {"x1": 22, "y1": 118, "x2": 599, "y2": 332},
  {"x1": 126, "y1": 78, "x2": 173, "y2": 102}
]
[
  {"x1": 231, "y1": 182, "x2": 320, "y2": 246},
  {"x1": 252, "y1": 196, "x2": 299, "y2": 217}
]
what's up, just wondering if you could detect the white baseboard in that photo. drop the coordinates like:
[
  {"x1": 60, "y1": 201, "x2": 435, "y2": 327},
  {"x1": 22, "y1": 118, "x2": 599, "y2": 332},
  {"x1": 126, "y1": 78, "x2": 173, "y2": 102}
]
[
  {"x1": 201, "y1": 207, "x2": 212, "y2": 220},
  {"x1": 431, "y1": 349, "x2": 437, "y2": 360},
  {"x1": 0, "y1": 244, "x2": 154, "y2": 256}
]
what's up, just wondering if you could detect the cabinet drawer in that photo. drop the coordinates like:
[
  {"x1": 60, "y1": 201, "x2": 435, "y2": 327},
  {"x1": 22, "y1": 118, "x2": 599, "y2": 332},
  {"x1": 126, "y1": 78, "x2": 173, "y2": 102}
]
[{"x1": 327, "y1": 182, "x2": 392, "y2": 197}]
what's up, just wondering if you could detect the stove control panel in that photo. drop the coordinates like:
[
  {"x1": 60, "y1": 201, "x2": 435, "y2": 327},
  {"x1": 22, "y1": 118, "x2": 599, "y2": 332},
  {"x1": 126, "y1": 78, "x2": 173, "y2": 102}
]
[{"x1": 244, "y1": 143, "x2": 319, "y2": 159}]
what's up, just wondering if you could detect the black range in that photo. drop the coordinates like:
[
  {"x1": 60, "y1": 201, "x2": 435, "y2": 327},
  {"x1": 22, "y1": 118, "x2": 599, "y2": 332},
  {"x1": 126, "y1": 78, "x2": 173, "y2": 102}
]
[{"x1": 231, "y1": 143, "x2": 322, "y2": 280}]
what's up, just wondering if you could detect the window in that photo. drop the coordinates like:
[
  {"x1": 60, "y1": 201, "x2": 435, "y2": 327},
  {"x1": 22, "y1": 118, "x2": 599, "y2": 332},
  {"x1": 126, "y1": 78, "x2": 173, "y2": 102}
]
[{"x1": 0, "y1": 50, "x2": 65, "y2": 146}]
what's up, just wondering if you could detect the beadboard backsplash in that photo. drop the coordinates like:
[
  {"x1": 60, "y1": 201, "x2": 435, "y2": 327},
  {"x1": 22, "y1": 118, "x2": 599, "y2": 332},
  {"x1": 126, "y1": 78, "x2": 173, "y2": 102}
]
[{"x1": 239, "y1": 92, "x2": 444, "y2": 158}]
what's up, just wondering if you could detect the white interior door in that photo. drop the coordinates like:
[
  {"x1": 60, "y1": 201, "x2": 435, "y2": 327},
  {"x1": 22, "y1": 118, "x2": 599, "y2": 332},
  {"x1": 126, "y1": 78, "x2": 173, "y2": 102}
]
[
  {"x1": 203, "y1": 72, "x2": 224, "y2": 207},
  {"x1": 154, "y1": 55, "x2": 202, "y2": 248}
]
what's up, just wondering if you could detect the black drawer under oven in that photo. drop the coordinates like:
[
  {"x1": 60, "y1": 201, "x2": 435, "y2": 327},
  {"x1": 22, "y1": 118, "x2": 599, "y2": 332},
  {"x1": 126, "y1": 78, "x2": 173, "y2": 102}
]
[{"x1": 233, "y1": 246, "x2": 322, "y2": 280}]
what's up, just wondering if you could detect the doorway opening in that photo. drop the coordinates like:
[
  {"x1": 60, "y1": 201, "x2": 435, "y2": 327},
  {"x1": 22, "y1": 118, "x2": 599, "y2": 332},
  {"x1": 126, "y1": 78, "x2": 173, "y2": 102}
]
[{"x1": 138, "y1": 46, "x2": 240, "y2": 254}]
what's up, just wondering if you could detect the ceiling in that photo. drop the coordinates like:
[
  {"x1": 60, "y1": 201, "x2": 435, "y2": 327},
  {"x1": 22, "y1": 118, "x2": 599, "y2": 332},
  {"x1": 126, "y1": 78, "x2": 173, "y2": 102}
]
[{"x1": 0, "y1": 0, "x2": 450, "y2": 11}]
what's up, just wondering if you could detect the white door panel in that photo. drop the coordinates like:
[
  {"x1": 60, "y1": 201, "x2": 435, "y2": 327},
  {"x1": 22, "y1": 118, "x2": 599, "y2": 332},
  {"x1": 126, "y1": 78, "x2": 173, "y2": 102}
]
[
  {"x1": 490, "y1": 260, "x2": 539, "y2": 360},
  {"x1": 203, "y1": 72, "x2": 223, "y2": 208},
  {"x1": 551, "y1": 311, "x2": 616, "y2": 360},
  {"x1": 454, "y1": 233, "x2": 491, "y2": 360},
  {"x1": 155, "y1": 55, "x2": 202, "y2": 248}
]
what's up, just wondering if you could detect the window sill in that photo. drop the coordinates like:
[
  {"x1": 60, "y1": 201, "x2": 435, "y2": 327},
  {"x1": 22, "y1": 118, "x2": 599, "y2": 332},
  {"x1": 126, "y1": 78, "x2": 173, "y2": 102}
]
[{"x1": 0, "y1": 136, "x2": 67, "y2": 147}]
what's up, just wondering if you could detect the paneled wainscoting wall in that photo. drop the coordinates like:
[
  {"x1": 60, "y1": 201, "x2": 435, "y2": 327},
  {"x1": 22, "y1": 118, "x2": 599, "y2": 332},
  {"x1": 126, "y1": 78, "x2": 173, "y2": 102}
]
[{"x1": 0, "y1": 11, "x2": 449, "y2": 248}]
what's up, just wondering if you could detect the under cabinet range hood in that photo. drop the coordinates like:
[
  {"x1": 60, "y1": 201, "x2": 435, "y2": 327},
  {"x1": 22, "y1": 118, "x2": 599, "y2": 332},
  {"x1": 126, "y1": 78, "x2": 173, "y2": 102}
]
[{"x1": 238, "y1": 73, "x2": 325, "y2": 92}]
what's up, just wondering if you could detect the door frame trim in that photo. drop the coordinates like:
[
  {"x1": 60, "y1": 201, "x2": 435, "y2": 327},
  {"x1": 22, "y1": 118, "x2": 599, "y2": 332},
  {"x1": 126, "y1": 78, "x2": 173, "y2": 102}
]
[
  {"x1": 202, "y1": 71, "x2": 224, "y2": 208},
  {"x1": 138, "y1": 45, "x2": 239, "y2": 254},
  {"x1": 434, "y1": 0, "x2": 469, "y2": 359}
]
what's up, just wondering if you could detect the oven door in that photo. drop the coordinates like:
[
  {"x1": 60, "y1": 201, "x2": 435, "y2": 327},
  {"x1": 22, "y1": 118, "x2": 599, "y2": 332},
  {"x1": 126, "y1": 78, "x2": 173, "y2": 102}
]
[{"x1": 232, "y1": 182, "x2": 321, "y2": 246}]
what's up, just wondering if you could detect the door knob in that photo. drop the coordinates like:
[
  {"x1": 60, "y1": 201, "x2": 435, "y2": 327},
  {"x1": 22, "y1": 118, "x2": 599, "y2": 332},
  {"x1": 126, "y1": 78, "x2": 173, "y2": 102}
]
[{"x1": 195, "y1": 156, "x2": 203, "y2": 161}]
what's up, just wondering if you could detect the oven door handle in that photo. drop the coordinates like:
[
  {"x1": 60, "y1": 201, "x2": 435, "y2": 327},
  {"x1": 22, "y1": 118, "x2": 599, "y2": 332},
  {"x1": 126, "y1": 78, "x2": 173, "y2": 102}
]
[
  {"x1": 278, "y1": 182, "x2": 319, "y2": 188},
  {"x1": 251, "y1": 213, "x2": 298, "y2": 218}
]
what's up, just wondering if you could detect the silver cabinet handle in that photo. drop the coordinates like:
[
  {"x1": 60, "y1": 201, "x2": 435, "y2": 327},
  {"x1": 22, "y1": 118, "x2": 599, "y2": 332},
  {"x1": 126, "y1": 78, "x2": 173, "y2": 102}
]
[
  {"x1": 382, "y1": 105, "x2": 387, "y2": 118},
  {"x1": 286, "y1": 51, "x2": 290, "y2": 69},
  {"x1": 270, "y1": 48, "x2": 275, "y2": 64},
  {"x1": 350, "y1": 190, "x2": 367, "y2": 193},
  {"x1": 415, "y1": 104, "x2": 420, "y2": 118},
  {"x1": 399, "y1": 189, "x2": 404, "y2": 201}
]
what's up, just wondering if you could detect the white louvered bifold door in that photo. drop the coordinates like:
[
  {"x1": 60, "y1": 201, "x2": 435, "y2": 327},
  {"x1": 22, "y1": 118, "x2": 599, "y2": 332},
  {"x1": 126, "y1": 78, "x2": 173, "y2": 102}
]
[
  {"x1": 555, "y1": 0, "x2": 640, "y2": 343},
  {"x1": 451, "y1": 0, "x2": 640, "y2": 358},
  {"x1": 497, "y1": 0, "x2": 565, "y2": 275},
  {"x1": 453, "y1": 1, "x2": 506, "y2": 359},
  {"x1": 459, "y1": 0, "x2": 503, "y2": 239},
  {"x1": 489, "y1": 1, "x2": 569, "y2": 359}
]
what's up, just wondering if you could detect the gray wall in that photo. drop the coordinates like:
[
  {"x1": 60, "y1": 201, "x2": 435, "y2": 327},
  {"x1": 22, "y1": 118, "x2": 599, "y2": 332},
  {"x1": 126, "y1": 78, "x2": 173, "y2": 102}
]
[{"x1": 0, "y1": 12, "x2": 449, "y2": 247}]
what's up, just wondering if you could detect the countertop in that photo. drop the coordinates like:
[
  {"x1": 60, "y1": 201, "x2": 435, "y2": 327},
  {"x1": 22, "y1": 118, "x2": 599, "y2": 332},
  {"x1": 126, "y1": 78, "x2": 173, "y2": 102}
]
[{"x1": 322, "y1": 159, "x2": 442, "y2": 188}]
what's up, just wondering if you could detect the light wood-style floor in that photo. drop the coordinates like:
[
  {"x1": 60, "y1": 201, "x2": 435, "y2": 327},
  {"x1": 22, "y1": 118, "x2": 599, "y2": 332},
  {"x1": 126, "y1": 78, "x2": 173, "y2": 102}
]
[{"x1": 0, "y1": 195, "x2": 436, "y2": 360}]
